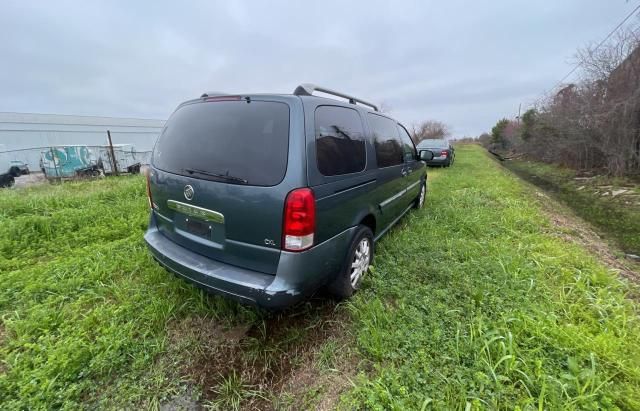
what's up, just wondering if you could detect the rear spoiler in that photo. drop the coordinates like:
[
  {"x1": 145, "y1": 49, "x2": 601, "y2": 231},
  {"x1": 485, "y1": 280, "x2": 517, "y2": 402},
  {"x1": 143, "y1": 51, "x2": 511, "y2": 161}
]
[{"x1": 293, "y1": 83, "x2": 379, "y2": 112}]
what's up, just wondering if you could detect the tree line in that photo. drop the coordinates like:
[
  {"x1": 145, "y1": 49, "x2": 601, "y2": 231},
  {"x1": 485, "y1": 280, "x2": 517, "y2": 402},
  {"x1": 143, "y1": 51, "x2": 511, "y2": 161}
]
[{"x1": 483, "y1": 27, "x2": 640, "y2": 177}]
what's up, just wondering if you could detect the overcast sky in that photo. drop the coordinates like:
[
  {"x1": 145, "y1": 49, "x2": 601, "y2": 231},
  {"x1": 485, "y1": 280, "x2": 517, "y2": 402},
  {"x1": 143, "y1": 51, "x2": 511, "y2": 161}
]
[{"x1": 1, "y1": 1, "x2": 638, "y2": 136}]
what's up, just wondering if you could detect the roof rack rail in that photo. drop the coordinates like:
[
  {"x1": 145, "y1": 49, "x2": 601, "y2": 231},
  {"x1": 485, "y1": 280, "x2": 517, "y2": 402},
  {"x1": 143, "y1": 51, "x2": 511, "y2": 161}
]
[
  {"x1": 293, "y1": 83, "x2": 378, "y2": 111},
  {"x1": 200, "y1": 91, "x2": 228, "y2": 98}
]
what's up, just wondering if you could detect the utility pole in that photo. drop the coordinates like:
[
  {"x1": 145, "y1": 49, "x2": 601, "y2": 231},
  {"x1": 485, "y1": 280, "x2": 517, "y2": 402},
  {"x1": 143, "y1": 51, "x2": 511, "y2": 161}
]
[
  {"x1": 106, "y1": 130, "x2": 119, "y2": 176},
  {"x1": 517, "y1": 103, "x2": 522, "y2": 124},
  {"x1": 49, "y1": 147, "x2": 59, "y2": 180}
]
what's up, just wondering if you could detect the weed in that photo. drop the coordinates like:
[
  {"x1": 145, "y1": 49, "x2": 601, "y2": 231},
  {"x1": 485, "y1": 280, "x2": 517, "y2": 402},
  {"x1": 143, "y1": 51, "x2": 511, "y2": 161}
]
[
  {"x1": 317, "y1": 340, "x2": 339, "y2": 371},
  {"x1": 205, "y1": 371, "x2": 265, "y2": 411},
  {"x1": 1, "y1": 148, "x2": 639, "y2": 409},
  {"x1": 340, "y1": 145, "x2": 640, "y2": 410}
]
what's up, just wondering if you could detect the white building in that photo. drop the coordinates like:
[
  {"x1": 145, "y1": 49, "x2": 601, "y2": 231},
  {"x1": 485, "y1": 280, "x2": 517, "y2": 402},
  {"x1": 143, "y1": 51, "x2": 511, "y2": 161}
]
[{"x1": 0, "y1": 112, "x2": 165, "y2": 169}]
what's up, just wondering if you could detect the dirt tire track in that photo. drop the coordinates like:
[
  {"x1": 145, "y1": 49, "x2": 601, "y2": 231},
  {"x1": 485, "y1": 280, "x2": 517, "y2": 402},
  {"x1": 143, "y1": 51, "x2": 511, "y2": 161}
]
[
  {"x1": 531, "y1": 189, "x2": 640, "y2": 285},
  {"x1": 162, "y1": 298, "x2": 358, "y2": 410}
]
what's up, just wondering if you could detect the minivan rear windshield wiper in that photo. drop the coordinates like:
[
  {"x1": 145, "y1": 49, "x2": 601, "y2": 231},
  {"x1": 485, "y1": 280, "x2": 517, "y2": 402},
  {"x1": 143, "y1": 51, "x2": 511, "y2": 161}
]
[{"x1": 182, "y1": 168, "x2": 248, "y2": 184}]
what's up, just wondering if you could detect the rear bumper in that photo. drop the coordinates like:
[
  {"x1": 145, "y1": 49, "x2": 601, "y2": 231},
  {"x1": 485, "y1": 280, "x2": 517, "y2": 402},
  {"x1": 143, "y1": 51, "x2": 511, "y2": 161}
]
[
  {"x1": 144, "y1": 218, "x2": 356, "y2": 309},
  {"x1": 426, "y1": 157, "x2": 449, "y2": 165}
]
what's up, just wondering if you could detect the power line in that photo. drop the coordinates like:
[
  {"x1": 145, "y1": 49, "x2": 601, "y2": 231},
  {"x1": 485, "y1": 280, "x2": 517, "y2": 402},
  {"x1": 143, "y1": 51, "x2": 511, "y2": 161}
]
[{"x1": 540, "y1": 3, "x2": 640, "y2": 101}]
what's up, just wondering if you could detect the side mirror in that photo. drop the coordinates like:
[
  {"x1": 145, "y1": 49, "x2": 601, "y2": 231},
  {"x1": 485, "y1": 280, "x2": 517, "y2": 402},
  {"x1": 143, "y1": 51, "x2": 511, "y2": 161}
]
[{"x1": 419, "y1": 150, "x2": 434, "y2": 161}]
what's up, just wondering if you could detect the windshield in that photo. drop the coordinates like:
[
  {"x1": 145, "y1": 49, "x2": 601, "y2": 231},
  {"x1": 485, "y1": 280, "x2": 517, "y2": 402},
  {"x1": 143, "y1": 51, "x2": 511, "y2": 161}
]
[
  {"x1": 417, "y1": 139, "x2": 449, "y2": 149},
  {"x1": 153, "y1": 100, "x2": 290, "y2": 186}
]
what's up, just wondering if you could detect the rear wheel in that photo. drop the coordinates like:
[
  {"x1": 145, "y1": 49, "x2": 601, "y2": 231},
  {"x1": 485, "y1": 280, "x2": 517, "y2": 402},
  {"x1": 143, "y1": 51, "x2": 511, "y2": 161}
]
[{"x1": 327, "y1": 225, "x2": 373, "y2": 299}]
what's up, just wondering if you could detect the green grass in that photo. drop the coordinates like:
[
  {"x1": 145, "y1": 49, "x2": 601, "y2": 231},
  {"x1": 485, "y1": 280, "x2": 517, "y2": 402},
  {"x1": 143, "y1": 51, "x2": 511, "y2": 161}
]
[
  {"x1": 504, "y1": 159, "x2": 640, "y2": 254},
  {"x1": 340, "y1": 145, "x2": 640, "y2": 410},
  {"x1": 0, "y1": 177, "x2": 262, "y2": 409},
  {"x1": 1, "y1": 146, "x2": 639, "y2": 410}
]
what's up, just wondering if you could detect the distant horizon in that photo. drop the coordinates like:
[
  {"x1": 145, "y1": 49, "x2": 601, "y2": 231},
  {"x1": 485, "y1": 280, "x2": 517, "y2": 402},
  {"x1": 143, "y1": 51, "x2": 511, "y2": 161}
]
[{"x1": 0, "y1": 110, "x2": 166, "y2": 122}]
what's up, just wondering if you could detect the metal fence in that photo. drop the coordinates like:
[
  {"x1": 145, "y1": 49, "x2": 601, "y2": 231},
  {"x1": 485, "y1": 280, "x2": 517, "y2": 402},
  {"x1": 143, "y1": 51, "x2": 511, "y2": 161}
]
[{"x1": 0, "y1": 143, "x2": 152, "y2": 182}]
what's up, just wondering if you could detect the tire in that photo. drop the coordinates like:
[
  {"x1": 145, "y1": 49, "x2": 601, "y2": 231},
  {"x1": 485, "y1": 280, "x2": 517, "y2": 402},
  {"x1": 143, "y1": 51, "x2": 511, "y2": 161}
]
[
  {"x1": 1, "y1": 175, "x2": 15, "y2": 188},
  {"x1": 327, "y1": 225, "x2": 374, "y2": 300},
  {"x1": 414, "y1": 181, "x2": 426, "y2": 209},
  {"x1": 9, "y1": 167, "x2": 20, "y2": 177}
]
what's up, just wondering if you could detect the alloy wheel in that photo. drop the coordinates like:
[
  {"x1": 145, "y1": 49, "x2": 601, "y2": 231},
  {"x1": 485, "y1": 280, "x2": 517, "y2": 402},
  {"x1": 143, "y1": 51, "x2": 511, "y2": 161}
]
[{"x1": 350, "y1": 238, "x2": 371, "y2": 288}]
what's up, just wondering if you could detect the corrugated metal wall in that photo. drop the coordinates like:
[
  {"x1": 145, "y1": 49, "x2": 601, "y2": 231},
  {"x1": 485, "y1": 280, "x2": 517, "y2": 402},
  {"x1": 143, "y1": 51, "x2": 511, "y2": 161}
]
[{"x1": 0, "y1": 112, "x2": 165, "y2": 169}]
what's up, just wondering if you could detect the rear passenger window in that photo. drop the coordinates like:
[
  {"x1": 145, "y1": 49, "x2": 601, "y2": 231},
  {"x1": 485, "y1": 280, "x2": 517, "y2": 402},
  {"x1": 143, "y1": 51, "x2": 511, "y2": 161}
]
[
  {"x1": 315, "y1": 106, "x2": 366, "y2": 176},
  {"x1": 397, "y1": 124, "x2": 417, "y2": 162},
  {"x1": 368, "y1": 114, "x2": 403, "y2": 167}
]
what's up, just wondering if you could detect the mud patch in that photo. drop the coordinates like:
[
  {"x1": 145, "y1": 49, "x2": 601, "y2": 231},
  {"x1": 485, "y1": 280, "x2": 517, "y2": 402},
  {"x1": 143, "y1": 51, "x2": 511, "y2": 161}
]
[
  {"x1": 162, "y1": 299, "x2": 355, "y2": 409},
  {"x1": 163, "y1": 316, "x2": 252, "y2": 403},
  {"x1": 274, "y1": 308, "x2": 359, "y2": 410},
  {"x1": 160, "y1": 391, "x2": 199, "y2": 411}
]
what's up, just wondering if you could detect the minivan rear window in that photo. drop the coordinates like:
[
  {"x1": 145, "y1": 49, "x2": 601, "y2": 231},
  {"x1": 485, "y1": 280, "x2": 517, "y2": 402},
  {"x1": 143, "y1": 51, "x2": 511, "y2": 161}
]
[{"x1": 153, "y1": 100, "x2": 290, "y2": 186}]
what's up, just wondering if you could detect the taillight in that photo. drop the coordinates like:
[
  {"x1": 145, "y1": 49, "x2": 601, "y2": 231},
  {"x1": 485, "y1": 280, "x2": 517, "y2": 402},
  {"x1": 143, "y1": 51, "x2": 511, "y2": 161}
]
[
  {"x1": 441, "y1": 150, "x2": 448, "y2": 157},
  {"x1": 144, "y1": 167, "x2": 155, "y2": 209},
  {"x1": 283, "y1": 188, "x2": 315, "y2": 251}
]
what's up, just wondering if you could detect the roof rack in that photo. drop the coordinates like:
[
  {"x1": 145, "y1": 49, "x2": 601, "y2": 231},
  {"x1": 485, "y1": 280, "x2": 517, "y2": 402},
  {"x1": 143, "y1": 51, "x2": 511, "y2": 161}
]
[
  {"x1": 200, "y1": 91, "x2": 228, "y2": 98},
  {"x1": 293, "y1": 83, "x2": 378, "y2": 112}
]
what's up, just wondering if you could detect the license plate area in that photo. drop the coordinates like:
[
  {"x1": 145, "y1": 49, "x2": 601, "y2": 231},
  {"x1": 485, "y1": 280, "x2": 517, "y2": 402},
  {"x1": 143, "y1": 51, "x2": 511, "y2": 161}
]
[{"x1": 185, "y1": 218, "x2": 211, "y2": 237}]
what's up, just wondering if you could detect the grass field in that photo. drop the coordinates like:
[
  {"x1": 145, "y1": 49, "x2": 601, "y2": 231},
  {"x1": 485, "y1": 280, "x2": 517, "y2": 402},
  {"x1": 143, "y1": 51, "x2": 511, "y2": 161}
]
[
  {"x1": 504, "y1": 159, "x2": 640, "y2": 255},
  {"x1": 1, "y1": 145, "x2": 639, "y2": 409}
]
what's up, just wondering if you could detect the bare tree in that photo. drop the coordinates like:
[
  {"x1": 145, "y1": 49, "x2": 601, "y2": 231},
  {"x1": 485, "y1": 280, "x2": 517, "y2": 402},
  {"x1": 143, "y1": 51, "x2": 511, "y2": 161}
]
[
  {"x1": 492, "y1": 24, "x2": 640, "y2": 176},
  {"x1": 575, "y1": 29, "x2": 640, "y2": 82},
  {"x1": 411, "y1": 120, "x2": 451, "y2": 144}
]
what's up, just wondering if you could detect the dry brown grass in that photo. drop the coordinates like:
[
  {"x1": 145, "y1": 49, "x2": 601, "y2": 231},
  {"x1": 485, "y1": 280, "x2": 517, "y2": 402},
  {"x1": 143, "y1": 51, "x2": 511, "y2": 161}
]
[{"x1": 161, "y1": 300, "x2": 358, "y2": 409}]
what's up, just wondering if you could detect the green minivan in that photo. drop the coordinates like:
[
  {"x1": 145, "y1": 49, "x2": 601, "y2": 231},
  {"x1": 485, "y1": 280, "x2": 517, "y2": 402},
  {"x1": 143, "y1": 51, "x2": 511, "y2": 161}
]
[{"x1": 144, "y1": 84, "x2": 434, "y2": 308}]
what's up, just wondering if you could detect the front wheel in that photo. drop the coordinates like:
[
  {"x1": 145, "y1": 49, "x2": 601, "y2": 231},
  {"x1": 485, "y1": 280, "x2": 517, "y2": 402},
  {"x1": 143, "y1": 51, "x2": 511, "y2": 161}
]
[
  {"x1": 327, "y1": 225, "x2": 374, "y2": 300},
  {"x1": 414, "y1": 181, "x2": 426, "y2": 209}
]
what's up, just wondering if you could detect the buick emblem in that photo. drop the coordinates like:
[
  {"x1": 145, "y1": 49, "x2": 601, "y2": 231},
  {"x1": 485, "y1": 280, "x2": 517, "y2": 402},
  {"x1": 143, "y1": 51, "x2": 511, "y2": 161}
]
[{"x1": 184, "y1": 185, "x2": 194, "y2": 200}]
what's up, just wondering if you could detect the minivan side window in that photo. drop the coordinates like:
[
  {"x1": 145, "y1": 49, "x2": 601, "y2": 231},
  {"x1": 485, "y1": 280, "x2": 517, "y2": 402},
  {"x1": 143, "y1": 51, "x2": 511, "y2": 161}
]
[
  {"x1": 315, "y1": 106, "x2": 366, "y2": 176},
  {"x1": 368, "y1": 114, "x2": 403, "y2": 168},
  {"x1": 397, "y1": 124, "x2": 417, "y2": 162}
]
